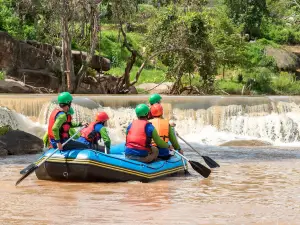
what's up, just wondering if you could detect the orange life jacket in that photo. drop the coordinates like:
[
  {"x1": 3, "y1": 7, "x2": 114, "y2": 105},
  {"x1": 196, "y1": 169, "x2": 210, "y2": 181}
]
[
  {"x1": 150, "y1": 118, "x2": 169, "y2": 146},
  {"x1": 48, "y1": 109, "x2": 72, "y2": 141},
  {"x1": 126, "y1": 120, "x2": 151, "y2": 151},
  {"x1": 80, "y1": 121, "x2": 102, "y2": 143}
]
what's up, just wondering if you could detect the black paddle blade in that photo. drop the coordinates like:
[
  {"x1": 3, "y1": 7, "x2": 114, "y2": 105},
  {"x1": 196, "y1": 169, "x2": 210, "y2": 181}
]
[
  {"x1": 20, "y1": 163, "x2": 35, "y2": 175},
  {"x1": 189, "y1": 161, "x2": 211, "y2": 178},
  {"x1": 202, "y1": 156, "x2": 220, "y2": 168},
  {"x1": 15, "y1": 165, "x2": 38, "y2": 186}
]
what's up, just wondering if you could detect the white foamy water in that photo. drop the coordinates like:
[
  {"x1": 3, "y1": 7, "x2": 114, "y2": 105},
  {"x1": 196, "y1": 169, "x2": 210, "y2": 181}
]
[{"x1": 2, "y1": 96, "x2": 300, "y2": 147}]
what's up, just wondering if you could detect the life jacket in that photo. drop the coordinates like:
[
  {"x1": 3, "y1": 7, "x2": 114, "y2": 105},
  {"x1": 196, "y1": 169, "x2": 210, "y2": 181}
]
[
  {"x1": 150, "y1": 118, "x2": 169, "y2": 146},
  {"x1": 80, "y1": 121, "x2": 103, "y2": 143},
  {"x1": 48, "y1": 109, "x2": 72, "y2": 141},
  {"x1": 126, "y1": 120, "x2": 151, "y2": 151}
]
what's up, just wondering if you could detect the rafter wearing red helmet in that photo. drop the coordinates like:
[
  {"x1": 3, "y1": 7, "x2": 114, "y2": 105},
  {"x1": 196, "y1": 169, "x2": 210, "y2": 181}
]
[
  {"x1": 77, "y1": 112, "x2": 111, "y2": 153},
  {"x1": 149, "y1": 103, "x2": 183, "y2": 159}
]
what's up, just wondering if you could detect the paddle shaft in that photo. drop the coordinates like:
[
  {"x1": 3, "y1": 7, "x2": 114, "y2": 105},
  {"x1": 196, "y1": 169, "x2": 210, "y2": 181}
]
[
  {"x1": 175, "y1": 132, "x2": 220, "y2": 168},
  {"x1": 36, "y1": 127, "x2": 85, "y2": 167},
  {"x1": 176, "y1": 133, "x2": 201, "y2": 155},
  {"x1": 171, "y1": 149, "x2": 191, "y2": 162},
  {"x1": 15, "y1": 126, "x2": 85, "y2": 186}
]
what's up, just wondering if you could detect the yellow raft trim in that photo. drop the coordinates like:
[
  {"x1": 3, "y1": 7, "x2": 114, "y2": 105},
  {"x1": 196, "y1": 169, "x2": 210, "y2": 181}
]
[{"x1": 40, "y1": 157, "x2": 185, "y2": 179}]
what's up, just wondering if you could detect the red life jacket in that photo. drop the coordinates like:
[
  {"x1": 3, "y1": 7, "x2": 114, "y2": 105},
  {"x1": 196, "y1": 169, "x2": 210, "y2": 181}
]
[
  {"x1": 80, "y1": 121, "x2": 102, "y2": 143},
  {"x1": 126, "y1": 120, "x2": 151, "y2": 151},
  {"x1": 48, "y1": 109, "x2": 72, "y2": 141}
]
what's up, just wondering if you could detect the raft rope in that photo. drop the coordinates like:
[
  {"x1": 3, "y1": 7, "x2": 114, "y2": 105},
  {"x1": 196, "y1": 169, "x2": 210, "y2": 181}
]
[{"x1": 89, "y1": 149, "x2": 182, "y2": 170}]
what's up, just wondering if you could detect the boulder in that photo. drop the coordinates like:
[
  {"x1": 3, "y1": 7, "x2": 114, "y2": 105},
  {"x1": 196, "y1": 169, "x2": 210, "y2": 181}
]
[
  {"x1": 17, "y1": 69, "x2": 59, "y2": 90},
  {"x1": 72, "y1": 51, "x2": 111, "y2": 71},
  {"x1": 0, "y1": 31, "x2": 111, "y2": 91},
  {"x1": 0, "y1": 130, "x2": 43, "y2": 155},
  {"x1": 0, "y1": 80, "x2": 35, "y2": 93},
  {"x1": 219, "y1": 140, "x2": 272, "y2": 147},
  {"x1": 265, "y1": 46, "x2": 300, "y2": 71}
]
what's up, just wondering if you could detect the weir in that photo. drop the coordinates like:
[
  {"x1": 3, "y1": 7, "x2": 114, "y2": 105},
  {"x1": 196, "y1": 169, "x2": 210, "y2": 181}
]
[{"x1": 1, "y1": 94, "x2": 300, "y2": 145}]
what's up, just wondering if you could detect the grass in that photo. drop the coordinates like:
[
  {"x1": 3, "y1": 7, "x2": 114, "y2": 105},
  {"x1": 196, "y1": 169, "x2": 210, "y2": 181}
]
[{"x1": 106, "y1": 65, "x2": 167, "y2": 84}]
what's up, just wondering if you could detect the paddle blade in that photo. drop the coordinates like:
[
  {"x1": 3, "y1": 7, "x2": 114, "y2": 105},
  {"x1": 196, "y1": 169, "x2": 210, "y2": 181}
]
[
  {"x1": 189, "y1": 161, "x2": 211, "y2": 178},
  {"x1": 20, "y1": 163, "x2": 35, "y2": 175},
  {"x1": 15, "y1": 165, "x2": 37, "y2": 186},
  {"x1": 202, "y1": 156, "x2": 220, "y2": 168}
]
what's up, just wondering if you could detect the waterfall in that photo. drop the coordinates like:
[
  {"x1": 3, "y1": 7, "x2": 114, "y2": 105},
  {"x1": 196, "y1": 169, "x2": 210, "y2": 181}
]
[{"x1": 1, "y1": 95, "x2": 300, "y2": 146}]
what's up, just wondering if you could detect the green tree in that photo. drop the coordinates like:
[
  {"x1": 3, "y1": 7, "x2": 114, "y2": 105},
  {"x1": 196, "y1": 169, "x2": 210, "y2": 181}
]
[
  {"x1": 224, "y1": 0, "x2": 268, "y2": 38},
  {"x1": 205, "y1": 6, "x2": 246, "y2": 79},
  {"x1": 147, "y1": 7, "x2": 217, "y2": 94}
]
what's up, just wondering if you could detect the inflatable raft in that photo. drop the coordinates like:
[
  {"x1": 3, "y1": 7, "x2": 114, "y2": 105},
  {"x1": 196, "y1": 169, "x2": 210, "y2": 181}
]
[{"x1": 35, "y1": 144, "x2": 187, "y2": 182}]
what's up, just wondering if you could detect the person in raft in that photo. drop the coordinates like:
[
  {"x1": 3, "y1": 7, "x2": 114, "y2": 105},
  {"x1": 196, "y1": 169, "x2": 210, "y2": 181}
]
[
  {"x1": 148, "y1": 93, "x2": 162, "y2": 120},
  {"x1": 125, "y1": 103, "x2": 171, "y2": 163},
  {"x1": 47, "y1": 92, "x2": 88, "y2": 150},
  {"x1": 150, "y1": 103, "x2": 183, "y2": 159},
  {"x1": 77, "y1": 112, "x2": 111, "y2": 153}
]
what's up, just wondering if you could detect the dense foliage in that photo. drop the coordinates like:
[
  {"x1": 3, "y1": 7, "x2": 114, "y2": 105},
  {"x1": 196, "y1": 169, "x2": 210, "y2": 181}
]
[{"x1": 1, "y1": 0, "x2": 300, "y2": 94}]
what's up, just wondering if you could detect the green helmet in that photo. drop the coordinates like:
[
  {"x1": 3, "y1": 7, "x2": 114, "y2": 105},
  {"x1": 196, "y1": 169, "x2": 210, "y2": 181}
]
[
  {"x1": 149, "y1": 93, "x2": 162, "y2": 105},
  {"x1": 58, "y1": 92, "x2": 73, "y2": 104},
  {"x1": 68, "y1": 107, "x2": 74, "y2": 115},
  {"x1": 135, "y1": 104, "x2": 150, "y2": 117}
]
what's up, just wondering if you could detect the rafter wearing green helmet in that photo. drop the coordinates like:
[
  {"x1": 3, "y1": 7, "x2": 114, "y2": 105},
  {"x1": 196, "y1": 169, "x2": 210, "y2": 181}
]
[
  {"x1": 124, "y1": 103, "x2": 170, "y2": 163},
  {"x1": 135, "y1": 104, "x2": 150, "y2": 117},
  {"x1": 46, "y1": 92, "x2": 87, "y2": 151},
  {"x1": 58, "y1": 92, "x2": 73, "y2": 105},
  {"x1": 149, "y1": 94, "x2": 162, "y2": 105}
]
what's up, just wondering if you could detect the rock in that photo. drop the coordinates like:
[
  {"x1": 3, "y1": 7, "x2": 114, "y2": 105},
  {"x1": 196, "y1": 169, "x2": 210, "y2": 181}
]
[
  {"x1": 0, "y1": 130, "x2": 43, "y2": 155},
  {"x1": 0, "y1": 31, "x2": 111, "y2": 92},
  {"x1": 17, "y1": 69, "x2": 59, "y2": 90},
  {"x1": 265, "y1": 46, "x2": 300, "y2": 71},
  {"x1": 128, "y1": 86, "x2": 138, "y2": 94},
  {"x1": 136, "y1": 82, "x2": 173, "y2": 94},
  {"x1": 72, "y1": 51, "x2": 111, "y2": 71},
  {"x1": 219, "y1": 140, "x2": 272, "y2": 147},
  {"x1": 0, "y1": 80, "x2": 35, "y2": 93}
]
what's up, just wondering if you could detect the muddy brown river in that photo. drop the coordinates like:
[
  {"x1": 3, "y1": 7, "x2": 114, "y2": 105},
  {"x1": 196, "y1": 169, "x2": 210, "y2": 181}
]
[
  {"x1": 1, "y1": 147, "x2": 300, "y2": 225},
  {"x1": 1, "y1": 95, "x2": 300, "y2": 224}
]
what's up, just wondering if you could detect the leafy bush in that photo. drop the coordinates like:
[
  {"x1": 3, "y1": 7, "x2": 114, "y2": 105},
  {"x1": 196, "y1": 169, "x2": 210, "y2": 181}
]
[
  {"x1": 216, "y1": 80, "x2": 243, "y2": 94},
  {"x1": 0, "y1": 70, "x2": 5, "y2": 80},
  {"x1": 271, "y1": 72, "x2": 294, "y2": 93}
]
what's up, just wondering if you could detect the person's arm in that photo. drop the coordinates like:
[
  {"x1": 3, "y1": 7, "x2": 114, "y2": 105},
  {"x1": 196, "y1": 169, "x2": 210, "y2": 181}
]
[
  {"x1": 52, "y1": 113, "x2": 67, "y2": 142},
  {"x1": 152, "y1": 129, "x2": 169, "y2": 148},
  {"x1": 100, "y1": 127, "x2": 111, "y2": 150},
  {"x1": 169, "y1": 125, "x2": 181, "y2": 150},
  {"x1": 69, "y1": 128, "x2": 81, "y2": 139},
  {"x1": 71, "y1": 121, "x2": 82, "y2": 127},
  {"x1": 43, "y1": 132, "x2": 49, "y2": 147}
]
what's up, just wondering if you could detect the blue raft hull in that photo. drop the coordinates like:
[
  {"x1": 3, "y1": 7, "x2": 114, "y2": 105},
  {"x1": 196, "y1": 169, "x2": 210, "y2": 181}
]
[{"x1": 35, "y1": 143, "x2": 187, "y2": 182}]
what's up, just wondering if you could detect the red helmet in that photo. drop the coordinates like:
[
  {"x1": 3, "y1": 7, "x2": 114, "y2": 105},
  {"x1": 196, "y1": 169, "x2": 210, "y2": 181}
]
[
  {"x1": 95, "y1": 112, "x2": 109, "y2": 122},
  {"x1": 150, "y1": 103, "x2": 163, "y2": 117}
]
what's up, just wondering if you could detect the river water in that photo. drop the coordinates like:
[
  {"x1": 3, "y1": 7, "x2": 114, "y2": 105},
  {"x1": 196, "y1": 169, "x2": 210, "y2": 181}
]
[{"x1": 1, "y1": 95, "x2": 300, "y2": 224}]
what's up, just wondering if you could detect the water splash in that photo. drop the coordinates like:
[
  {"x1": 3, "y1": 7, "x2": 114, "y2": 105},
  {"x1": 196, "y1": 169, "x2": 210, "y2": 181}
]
[
  {"x1": 0, "y1": 107, "x2": 46, "y2": 138},
  {"x1": 2, "y1": 96, "x2": 300, "y2": 146}
]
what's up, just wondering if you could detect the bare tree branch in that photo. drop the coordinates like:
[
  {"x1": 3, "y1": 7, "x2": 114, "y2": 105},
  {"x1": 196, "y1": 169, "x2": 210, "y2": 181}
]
[{"x1": 130, "y1": 47, "x2": 203, "y2": 86}]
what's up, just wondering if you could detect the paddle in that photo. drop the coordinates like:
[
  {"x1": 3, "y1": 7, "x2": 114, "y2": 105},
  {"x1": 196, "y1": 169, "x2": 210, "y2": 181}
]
[
  {"x1": 176, "y1": 133, "x2": 220, "y2": 168},
  {"x1": 15, "y1": 127, "x2": 85, "y2": 186},
  {"x1": 171, "y1": 149, "x2": 211, "y2": 178}
]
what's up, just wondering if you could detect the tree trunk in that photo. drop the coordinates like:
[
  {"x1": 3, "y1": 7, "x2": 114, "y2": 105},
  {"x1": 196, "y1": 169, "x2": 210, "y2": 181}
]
[
  {"x1": 61, "y1": 0, "x2": 75, "y2": 93},
  {"x1": 74, "y1": 2, "x2": 100, "y2": 92}
]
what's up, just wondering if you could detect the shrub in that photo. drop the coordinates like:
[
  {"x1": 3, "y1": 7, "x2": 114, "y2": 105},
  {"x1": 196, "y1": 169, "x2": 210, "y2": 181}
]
[{"x1": 271, "y1": 72, "x2": 294, "y2": 93}]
